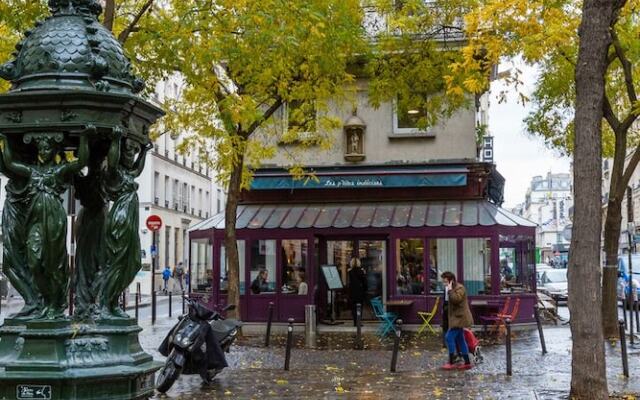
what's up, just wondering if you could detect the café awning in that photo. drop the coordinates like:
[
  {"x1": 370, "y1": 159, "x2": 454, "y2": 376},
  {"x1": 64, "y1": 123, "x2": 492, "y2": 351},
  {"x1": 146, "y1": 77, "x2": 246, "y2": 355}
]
[{"x1": 189, "y1": 200, "x2": 536, "y2": 232}]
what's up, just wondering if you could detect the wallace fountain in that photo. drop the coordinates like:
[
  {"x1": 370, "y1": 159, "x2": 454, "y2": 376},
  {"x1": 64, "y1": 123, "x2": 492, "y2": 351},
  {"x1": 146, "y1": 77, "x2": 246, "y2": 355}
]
[{"x1": 0, "y1": 0, "x2": 164, "y2": 398}]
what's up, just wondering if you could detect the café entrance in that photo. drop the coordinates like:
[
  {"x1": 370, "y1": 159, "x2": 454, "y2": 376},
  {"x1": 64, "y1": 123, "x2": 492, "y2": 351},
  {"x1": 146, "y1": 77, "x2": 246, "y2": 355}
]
[{"x1": 320, "y1": 238, "x2": 387, "y2": 322}]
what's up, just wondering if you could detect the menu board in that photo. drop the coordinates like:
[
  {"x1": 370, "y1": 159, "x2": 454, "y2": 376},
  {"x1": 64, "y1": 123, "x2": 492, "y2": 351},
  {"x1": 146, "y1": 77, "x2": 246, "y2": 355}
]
[{"x1": 321, "y1": 265, "x2": 344, "y2": 290}]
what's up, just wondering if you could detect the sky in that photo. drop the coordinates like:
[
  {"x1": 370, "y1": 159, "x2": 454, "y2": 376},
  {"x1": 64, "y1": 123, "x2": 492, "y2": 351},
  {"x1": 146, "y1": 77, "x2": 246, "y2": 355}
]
[{"x1": 488, "y1": 62, "x2": 572, "y2": 209}]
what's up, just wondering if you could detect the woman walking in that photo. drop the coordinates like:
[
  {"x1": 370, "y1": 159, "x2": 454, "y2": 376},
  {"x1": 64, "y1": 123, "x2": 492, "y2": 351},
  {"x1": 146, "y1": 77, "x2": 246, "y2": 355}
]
[{"x1": 441, "y1": 271, "x2": 474, "y2": 370}]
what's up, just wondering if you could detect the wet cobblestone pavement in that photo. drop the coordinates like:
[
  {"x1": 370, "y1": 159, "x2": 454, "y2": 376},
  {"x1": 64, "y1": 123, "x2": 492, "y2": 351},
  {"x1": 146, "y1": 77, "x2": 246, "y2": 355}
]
[{"x1": 139, "y1": 312, "x2": 640, "y2": 400}]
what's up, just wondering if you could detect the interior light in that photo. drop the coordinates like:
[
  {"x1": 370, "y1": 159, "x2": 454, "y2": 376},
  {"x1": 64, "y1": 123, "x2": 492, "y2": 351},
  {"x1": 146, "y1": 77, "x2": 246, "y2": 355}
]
[{"x1": 407, "y1": 109, "x2": 420, "y2": 115}]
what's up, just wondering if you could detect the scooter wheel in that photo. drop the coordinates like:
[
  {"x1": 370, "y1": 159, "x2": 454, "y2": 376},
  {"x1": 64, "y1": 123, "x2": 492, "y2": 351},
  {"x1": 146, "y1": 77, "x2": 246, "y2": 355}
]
[{"x1": 156, "y1": 352, "x2": 182, "y2": 393}]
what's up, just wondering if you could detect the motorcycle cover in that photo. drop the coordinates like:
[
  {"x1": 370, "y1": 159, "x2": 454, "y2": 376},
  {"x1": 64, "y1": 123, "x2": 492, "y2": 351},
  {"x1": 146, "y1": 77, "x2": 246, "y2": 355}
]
[{"x1": 159, "y1": 322, "x2": 229, "y2": 373}]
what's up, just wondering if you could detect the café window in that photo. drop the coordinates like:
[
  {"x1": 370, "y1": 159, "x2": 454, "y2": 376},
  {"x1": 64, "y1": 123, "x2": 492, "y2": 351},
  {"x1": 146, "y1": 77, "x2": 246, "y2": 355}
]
[
  {"x1": 220, "y1": 241, "x2": 246, "y2": 295},
  {"x1": 395, "y1": 238, "x2": 425, "y2": 295},
  {"x1": 428, "y1": 238, "x2": 457, "y2": 294},
  {"x1": 281, "y1": 240, "x2": 308, "y2": 295},
  {"x1": 463, "y1": 238, "x2": 492, "y2": 295},
  {"x1": 250, "y1": 240, "x2": 276, "y2": 294},
  {"x1": 190, "y1": 239, "x2": 212, "y2": 293}
]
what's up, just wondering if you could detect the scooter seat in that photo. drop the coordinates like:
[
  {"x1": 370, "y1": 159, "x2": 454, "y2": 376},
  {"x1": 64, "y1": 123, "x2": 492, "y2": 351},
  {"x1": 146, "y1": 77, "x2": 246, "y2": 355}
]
[{"x1": 211, "y1": 320, "x2": 238, "y2": 342}]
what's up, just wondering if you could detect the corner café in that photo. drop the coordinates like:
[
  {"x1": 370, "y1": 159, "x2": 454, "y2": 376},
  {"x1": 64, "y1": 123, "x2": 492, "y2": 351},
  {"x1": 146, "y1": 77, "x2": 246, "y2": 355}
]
[{"x1": 188, "y1": 162, "x2": 537, "y2": 325}]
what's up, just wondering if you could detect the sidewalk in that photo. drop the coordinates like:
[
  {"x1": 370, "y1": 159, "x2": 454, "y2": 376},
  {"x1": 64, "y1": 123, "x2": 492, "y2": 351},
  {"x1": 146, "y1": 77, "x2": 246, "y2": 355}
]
[{"x1": 145, "y1": 324, "x2": 640, "y2": 399}]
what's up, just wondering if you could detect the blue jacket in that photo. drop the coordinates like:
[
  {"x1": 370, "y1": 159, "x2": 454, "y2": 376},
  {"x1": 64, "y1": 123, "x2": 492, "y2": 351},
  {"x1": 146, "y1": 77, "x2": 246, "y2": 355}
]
[{"x1": 162, "y1": 268, "x2": 171, "y2": 280}]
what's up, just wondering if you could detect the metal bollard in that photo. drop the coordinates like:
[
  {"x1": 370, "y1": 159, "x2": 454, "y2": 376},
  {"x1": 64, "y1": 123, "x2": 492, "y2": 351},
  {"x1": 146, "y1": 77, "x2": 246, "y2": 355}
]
[
  {"x1": 284, "y1": 318, "x2": 294, "y2": 371},
  {"x1": 168, "y1": 291, "x2": 172, "y2": 317},
  {"x1": 623, "y1": 298, "x2": 628, "y2": 329},
  {"x1": 533, "y1": 305, "x2": 547, "y2": 355},
  {"x1": 135, "y1": 292, "x2": 139, "y2": 322},
  {"x1": 182, "y1": 291, "x2": 186, "y2": 314},
  {"x1": 355, "y1": 303, "x2": 363, "y2": 350},
  {"x1": 265, "y1": 302, "x2": 274, "y2": 347},
  {"x1": 630, "y1": 296, "x2": 635, "y2": 345},
  {"x1": 304, "y1": 304, "x2": 317, "y2": 348},
  {"x1": 505, "y1": 318, "x2": 512, "y2": 376},
  {"x1": 619, "y1": 319, "x2": 629, "y2": 377},
  {"x1": 636, "y1": 300, "x2": 640, "y2": 333},
  {"x1": 390, "y1": 319, "x2": 403, "y2": 373},
  {"x1": 136, "y1": 282, "x2": 141, "y2": 303},
  {"x1": 151, "y1": 290, "x2": 157, "y2": 325}
]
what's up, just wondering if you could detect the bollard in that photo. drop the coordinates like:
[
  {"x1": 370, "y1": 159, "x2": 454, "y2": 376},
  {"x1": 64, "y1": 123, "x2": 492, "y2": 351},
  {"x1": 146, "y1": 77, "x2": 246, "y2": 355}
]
[
  {"x1": 390, "y1": 319, "x2": 403, "y2": 373},
  {"x1": 619, "y1": 319, "x2": 629, "y2": 377},
  {"x1": 182, "y1": 291, "x2": 186, "y2": 314},
  {"x1": 151, "y1": 290, "x2": 157, "y2": 325},
  {"x1": 636, "y1": 300, "x2": 640, "y2": 333},
  {"x1": 630, "y1": 296, "x2": 635, "y2": 345},
  {"x1": 284, "y1": 318, "x2": 294, "y2": 371},
  {"x1": 168, "y1": 291, "x2": 172, "y2": 317},
  {"x1": 355, "y1": 303, "x2": 363, "y2": 350},
  {"x1": 623, "y1": 298, "x2": 628, "y2": 329},
  {"x1": 136, "y1": 282, "x2": 141, "y2": 303},
  {"x1": 304, "y1": 304, "x2": 317, "y2": 348},
  {"x1": 533, "y1": 305, "x2": 547, "y2": 355},
  {"x1": 135, "y1": 292, "x2": 139, "y2": 322},
  {"x1": 505, "y1": 318, "x2": 512, "y2": 376},
  {"x1": 265, "y1": 302, "x2": 274, "y2": 347}
]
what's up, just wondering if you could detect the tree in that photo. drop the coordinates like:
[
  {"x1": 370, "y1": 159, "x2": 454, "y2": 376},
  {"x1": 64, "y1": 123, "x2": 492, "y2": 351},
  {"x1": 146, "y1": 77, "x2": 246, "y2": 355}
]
[{"x1": 154, "y1": 0, "x2": 368, "y2": 319}]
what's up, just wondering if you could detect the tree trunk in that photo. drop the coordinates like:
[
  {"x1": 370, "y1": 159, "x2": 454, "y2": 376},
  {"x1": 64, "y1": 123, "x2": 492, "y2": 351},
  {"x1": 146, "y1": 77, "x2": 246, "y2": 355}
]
[
  {"x1": 570, "y1": 0, "x2": 620, "y2": 397},
  {"x1": 223, "y1": 152, "x2": 244, "y2": 321},
  {"x1": 103, "y1": 0, "x2": 116, "y2": 32},
  {"x1": 603, "y1": 198, "x2": 623, "y2": 338}
]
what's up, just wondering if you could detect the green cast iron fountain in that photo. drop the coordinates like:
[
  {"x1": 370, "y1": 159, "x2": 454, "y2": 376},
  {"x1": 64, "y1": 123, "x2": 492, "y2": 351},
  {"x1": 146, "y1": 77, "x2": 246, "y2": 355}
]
[{"x1": 0, "y1": 0, "x2": 164, "y2": 398}]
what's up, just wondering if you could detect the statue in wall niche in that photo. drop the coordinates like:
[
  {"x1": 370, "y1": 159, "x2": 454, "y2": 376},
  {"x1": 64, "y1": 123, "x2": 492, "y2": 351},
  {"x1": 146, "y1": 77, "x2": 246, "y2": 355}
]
[
  {"x1": 350, "y1": 131, "x2": 360, "y2": 154},
  {"x1": 0, "y1": 147, "x2": 41, "y2": 318},
  {"x1": 0, "y1": 132, "x2": 90, "y2": 319},
  {"x1": 98, "y1": 127, "x2": 151, "y2": 319},
  {"x1": 73, "y1": 156, "x2": 108, "y2": 321}
]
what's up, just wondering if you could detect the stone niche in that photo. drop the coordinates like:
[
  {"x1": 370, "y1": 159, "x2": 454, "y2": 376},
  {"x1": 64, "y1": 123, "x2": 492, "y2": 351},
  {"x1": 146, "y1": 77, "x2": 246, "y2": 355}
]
[{"x1": 344, "y1": 113, "x2": 366, "y2": 162}]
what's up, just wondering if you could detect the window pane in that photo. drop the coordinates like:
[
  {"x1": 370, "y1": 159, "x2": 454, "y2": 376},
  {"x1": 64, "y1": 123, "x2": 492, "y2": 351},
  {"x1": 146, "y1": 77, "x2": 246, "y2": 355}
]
[
  {"x1": 429, "y1": 239, "x2": 457, "y2": 294},
  {"x1": 396, "y1": 238, "x2": 425, "y2": 295},
  {"x1": 250, "y1": 240, "x2": 276, "y2": 294},
  {"x1": 191, "y1": 240, "x2": 212, "y2": 293},
  {"x1": 396, "y1": 96, "x2": 427, "y2": 130},
  {"x1": 281, "y1": 240, "x2": 308, "y2": 295},
  {"x1": 220, "y1": 241, "x2": 246, "y2": 295},
  {"x1": 463, "y1": 238, "x2": 492, "y2": 295}
]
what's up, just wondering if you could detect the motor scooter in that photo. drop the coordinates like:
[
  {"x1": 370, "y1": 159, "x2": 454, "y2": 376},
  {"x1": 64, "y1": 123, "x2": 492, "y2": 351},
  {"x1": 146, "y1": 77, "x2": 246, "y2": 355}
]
[{"x1": 156, "y1": 298, "x2": 241, "y2": 393}]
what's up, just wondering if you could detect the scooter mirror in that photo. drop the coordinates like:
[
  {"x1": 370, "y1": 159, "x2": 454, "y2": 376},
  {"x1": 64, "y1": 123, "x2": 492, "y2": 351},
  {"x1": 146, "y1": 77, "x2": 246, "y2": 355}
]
[{"x1": 223, "y1": 304, "x2": 236, "y2": 311}]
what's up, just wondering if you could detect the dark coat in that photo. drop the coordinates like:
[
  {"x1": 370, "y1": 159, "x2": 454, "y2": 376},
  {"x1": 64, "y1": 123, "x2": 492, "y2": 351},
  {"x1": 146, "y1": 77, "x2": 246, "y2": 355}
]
[
  {"x1": 348, "y1": 267, "x2": 368, "y2": 302},
  {"x1": 447, "y1": 283, "x2": 473, "y2": 328}
]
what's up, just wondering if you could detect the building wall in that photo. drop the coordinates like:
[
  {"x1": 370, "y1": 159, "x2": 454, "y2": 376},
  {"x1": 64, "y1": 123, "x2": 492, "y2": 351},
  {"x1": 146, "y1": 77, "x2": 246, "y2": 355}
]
[{"x1": 261, "y1": 80, "x2": 479, "y2": 167}]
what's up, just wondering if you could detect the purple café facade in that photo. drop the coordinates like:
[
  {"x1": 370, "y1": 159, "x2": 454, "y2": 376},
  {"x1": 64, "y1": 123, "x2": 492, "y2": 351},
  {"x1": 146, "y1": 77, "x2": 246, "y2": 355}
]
[{"x1": 188, "y1": 162, "x2": 537, "y2": 325}]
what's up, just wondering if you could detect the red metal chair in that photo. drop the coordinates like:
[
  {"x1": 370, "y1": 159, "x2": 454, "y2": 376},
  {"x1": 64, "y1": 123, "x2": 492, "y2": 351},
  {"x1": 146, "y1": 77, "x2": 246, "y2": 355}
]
[
  {"x1": 479, "y1": 297, "x2": 511, "y2": 334},
  {"x1": 497, "y1": 298, "x2": 521, "y2": 336}
]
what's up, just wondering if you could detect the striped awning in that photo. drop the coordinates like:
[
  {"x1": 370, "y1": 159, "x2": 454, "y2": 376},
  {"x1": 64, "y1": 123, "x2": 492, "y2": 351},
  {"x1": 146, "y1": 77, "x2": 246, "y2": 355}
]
[{"x1": 189, "y1": 200, "x2": 536, "y2": 232}]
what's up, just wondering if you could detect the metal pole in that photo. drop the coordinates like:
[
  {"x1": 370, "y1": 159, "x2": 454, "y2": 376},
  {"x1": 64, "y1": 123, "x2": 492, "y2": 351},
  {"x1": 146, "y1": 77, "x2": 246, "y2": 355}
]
[
  {"x1": 265, "y1": 302, "x2": 274, "y2": 347},
  {"x1": 534, "y1": 304, "x2": 547, "y2": 355},
  {"x1": 168, "y1": 291, "x2": 172, "y2": 318},
  {"x1": 151, "y1": 230, "x2": 157, "y2": 325},
  {"x1": 390, "y1": 319, "x2": 403, "y2": 373},
  {"x1": 355, "y1": 303, "x2": 362, "y2": 350},
  {"x1": 627, "y1": 187, "x2": 635, "y2": 343},
  {"x1": 506, "y1": 318, "x2": 512, "y2": 376},
  {"x1": 623, "y1": 298, "x2": 628, "y2": 329},
  {"x1": 284, "y1": 318, "x2": 294, "y2": 371},
  {"x1": 68, "y1": 187, "x2": 76, "y2": 317},
  {"x1": 636, "y1": 300, "x2": 640, "y2": 333},
  {"x1": 137, "y1": 282, "x2": 141, "y2": 303},
  {"x1": 619, "y1": 319, "x2": 629, "y2": 378},
  {"x1": 182, "y1": 290, "x2": 186, "y2": 315},
  {"x1": 135, "y1": 292, "x2": 139, "y2": 321}
]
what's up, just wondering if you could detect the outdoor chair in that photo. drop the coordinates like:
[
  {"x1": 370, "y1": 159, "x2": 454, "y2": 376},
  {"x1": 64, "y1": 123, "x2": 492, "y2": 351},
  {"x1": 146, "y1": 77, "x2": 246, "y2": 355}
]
[
  {"x1": 479, "y1": 297, "x2": 511, "y2": 334},
  {"x1": 496, "y1": 298, "x2": 521, "y2": 336},
  {"x1": 417, "y1": 296, "x2": 440, "y2": 336},
  {"x1": 370, "y1": 297, "x2": 398, "y2": 337}
]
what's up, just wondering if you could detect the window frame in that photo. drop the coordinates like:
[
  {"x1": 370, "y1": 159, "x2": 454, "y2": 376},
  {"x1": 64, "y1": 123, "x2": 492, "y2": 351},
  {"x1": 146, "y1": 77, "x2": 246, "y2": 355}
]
[{"x1": 391, "y1": 98, "x2": 436, "y2": 137}]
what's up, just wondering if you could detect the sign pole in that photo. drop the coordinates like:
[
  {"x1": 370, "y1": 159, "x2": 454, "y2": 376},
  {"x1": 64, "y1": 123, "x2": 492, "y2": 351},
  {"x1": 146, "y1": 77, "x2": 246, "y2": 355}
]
[{"x1": 151, "y1": 229, "x2": 157, "y2": 325}]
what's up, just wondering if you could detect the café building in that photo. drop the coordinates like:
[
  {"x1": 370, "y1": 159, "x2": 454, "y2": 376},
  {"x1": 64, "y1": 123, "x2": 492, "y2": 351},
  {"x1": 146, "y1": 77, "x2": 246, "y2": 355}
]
[{"x1": 188, "y1": 86, "x2": 537, "y2": 325}]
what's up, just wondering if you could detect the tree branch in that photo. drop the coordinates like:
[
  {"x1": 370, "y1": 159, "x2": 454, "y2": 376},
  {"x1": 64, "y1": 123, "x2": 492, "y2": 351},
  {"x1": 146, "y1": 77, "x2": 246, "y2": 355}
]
[
  {"x1": 118, "y1": 0, "x2": 155, "y2": 44},
  {"x1": 103, "y1": 0, "x2": 115, "y2": 31},
  {"x1": 242, "y1": 97, "x2": 284, "y2": 138},
  {"x1": 603, "y1": 95, "x2": 621, "y2": 132},
  {"x1": 611, "y1": 29, "x2": 637, "y2": 105},
  {"x1": 622, "y1": 145, "x2": 640, "y2": 191}
]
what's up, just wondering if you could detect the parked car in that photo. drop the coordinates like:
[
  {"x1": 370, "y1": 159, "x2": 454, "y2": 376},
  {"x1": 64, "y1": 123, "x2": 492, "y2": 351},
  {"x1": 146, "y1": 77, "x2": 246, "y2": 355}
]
[
  {"x1": 536, "y1": 264, "x2": 554, "y2": 286},
  {"x1": 617, "y1": 255, "x2": 640, "y2": 304},
  {"x1": 540, "y1": 269, "x2": 568, "y2": 302}
]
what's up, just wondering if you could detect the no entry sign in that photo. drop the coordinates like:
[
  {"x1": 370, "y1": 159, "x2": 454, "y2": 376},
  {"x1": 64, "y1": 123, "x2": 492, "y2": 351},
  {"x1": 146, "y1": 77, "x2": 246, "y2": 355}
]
[{"x1": 146, "y1": 215, "x2": 163, "y2": 231}]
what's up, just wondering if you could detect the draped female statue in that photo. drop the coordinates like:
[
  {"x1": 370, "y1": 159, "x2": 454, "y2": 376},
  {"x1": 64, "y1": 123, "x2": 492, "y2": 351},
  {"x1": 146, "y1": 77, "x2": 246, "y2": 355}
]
[
  {"x1": 99, "y1": 128, "x2": 151, "y2": 319},
  {"x1": 0, "y1": 133, "x2": 89, "y2": 319}
]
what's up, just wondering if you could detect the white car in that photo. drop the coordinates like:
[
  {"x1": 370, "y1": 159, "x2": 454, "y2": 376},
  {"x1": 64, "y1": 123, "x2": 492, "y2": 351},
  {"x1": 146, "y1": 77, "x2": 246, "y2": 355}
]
[
  {"x1": 540, "y1": 269, "x2": 568, "y2": 302},
  {"x1": 536, "y1": 264, "x2": 554, "y2": 286}
]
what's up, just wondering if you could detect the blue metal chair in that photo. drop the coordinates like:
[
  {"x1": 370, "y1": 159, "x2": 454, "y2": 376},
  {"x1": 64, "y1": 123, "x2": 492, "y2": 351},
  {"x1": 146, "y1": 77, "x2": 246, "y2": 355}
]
[{"x1": 370, "y1": 297, "x2": 398, "y2": 337}]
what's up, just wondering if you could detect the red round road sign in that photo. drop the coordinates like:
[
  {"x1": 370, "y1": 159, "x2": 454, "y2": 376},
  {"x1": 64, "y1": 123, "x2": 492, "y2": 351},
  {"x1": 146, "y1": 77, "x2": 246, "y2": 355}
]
[{"x1": 146, "y1": 215, "x2": 163, "y2": 231}]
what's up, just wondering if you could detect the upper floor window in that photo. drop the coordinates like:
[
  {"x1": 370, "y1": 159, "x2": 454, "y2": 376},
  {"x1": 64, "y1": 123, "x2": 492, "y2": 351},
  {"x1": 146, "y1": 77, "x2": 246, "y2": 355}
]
[
  {"x1": 286, "y1": 100, "x2": 317, "y2": 135},
  {"x1": 392, "y1": 95, "x2": 434, "y2": 136}
]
